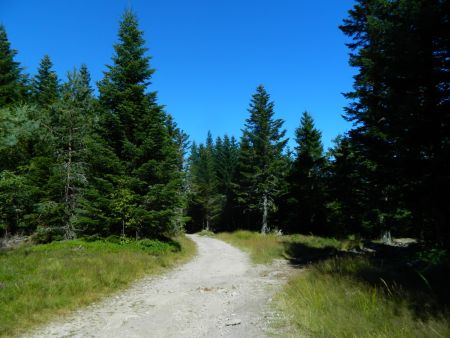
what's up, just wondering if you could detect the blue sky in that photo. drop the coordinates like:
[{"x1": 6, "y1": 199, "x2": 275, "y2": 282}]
[{"x1": 1, "y1": 0, "x2": 355, "y2": 150}]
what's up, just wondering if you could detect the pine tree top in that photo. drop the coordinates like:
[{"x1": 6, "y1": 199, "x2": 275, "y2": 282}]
[
  {"x1": 33, "y1": 54, "x2": 59, "y2": 106},
  {"x1": 0, "y1": 24, "x2": 22, "y2": 106},
  {"x1": 295, "y1": 111, "x2": 323, "y2": 161},
  {"x1": 101, "y1": 10, "x2": 154, "y2": 95},
  {"x1": 79, "y1": 64, "x2": 93, "y2": 95},
  {"x1": 244, "y1": 85, "x2": 287, "y2": 154}
]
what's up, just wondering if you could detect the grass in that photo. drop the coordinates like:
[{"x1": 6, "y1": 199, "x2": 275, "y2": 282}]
[
  {"x1": 196, "y1": 229, "x2": 215, "y2": 237},
  {"x1": 214, "y1": 230, "x2": 450, "y2": 337},
  {"x1": 216, "y1": 230, "x2": 341, "y2": 264},
  {"x1": 276, "y1": 256, "x2": 450, "y2": 337},
  {"x1": 0, "y1": 235, "x2": 196, "y2": 337}
]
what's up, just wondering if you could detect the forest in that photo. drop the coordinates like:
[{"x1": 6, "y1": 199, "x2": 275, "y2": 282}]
[
  {"x1": 1, "y1": 0, "x2": 450, "y2": 336},
  {"x1": 1, "y1": 0, "x2": 449, "y2": 247}
]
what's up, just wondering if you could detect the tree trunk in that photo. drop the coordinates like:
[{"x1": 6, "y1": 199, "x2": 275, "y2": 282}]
[
  {"x1": 381, "y1": 230, "x2": 392, "y2": 245},
  {"x1": 63, "y1": 131, "x2": 75, "y2": 240},
  {"x1": 261, "y1": 194, "x2": 269, "y2": 234}
]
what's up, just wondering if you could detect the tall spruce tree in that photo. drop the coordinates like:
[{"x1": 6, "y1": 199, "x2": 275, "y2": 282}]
[
  {"x1": 214, "y1": 135, "x2": 239, "y2": 194},
  {"x1": 79, "y1": 64, "x2": 93, "y2": 98},
  {"x1": 0, "y1": 24, "x2": 25, "y2": 107},
  {"x1": 288, "y1": 112, "x2": 326, "y2": 234},
  {"x1": 326, "y1": 135, "x2": 377, "y2": 236},
  {"x1": 33, "y1": 55, "x2": 59, "y2": 106},
  {"x1": 98, "y1": 10, "x2": 184, "y2": 237},
  {"x1": 236, "y1": 85, "x2": 288, "y2": 233},
  {"x1": 49, "y1": 69, "x2": 92, "y2": 238},
  {"x1": 98, "y1": 9, "x2": 154, "y2": 159},
  {"x1": 340, "y1": 0, "x2": 450, "y2": 242},
  {"x1": 165, "y1": 114, "x2": 190, "y2": 230}
]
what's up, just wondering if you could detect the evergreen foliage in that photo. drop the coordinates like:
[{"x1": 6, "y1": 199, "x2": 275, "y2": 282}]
[
  {"x1": 237, "y1": 85, "x2": 288, "y2": 233},
  {"x1": 49, "y1": 70, "x2": 93, "y2": 238},
  {"x1": 1, "y1": 2, "x2": 448, "y2": 249},
  {"x1": 0, "y1": 24, "x2": 25, "y2": 107},
  {"x1": 32, "y1": 55, "x2": 59, "y2": 106},
  {"x1": 326, "y1": 135, "x2": 375, "y2": 236},
  {"x1": 214, "y1": 135, "x2": 239, "y2": 231},
  {"x1": 187, "y1": 87, "x2": 288, "y2": 234},
  {"x1": 0, "y1": 12, "x2": 185, "y2": 239},
  {"x1": 97, "y1": 9, "x2": 184, "y2": 237},
  {"x1": 339, "y1": 0, "x2": 450, "y2": 243},
  {"x1": 287, "y1": 112, "x2": 326, "y2": 234},
  {"x1": 187, "y1": 133, "x2": 222, "y2": 232},
  {"x1": 98, "y1": 9, "x2": 154, "y2": 158}
]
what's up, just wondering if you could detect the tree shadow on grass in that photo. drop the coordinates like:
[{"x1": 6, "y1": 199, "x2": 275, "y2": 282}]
[
  {"x1": 282, "y1": 239, "x2": 450, "y2": 321},
  {"x1": 281, "y1": 240, "x2": 345, "y2": 266},
  {"x1": 358, "y1": 242, "x2": 450, "y2": 320}
]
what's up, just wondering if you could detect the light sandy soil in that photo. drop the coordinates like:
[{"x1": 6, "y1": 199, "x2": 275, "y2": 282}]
[{"x1": 27, "y1": 234, "x2": 294, "y2": 338}]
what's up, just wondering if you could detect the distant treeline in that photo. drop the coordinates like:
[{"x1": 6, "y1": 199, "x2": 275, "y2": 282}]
[{"x1": 0, "y1": 0, "x2": 449, "y2": 246}]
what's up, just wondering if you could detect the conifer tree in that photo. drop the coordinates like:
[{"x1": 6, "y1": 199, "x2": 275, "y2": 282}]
[
  {"x1": 188, "y1": 132, "x2": 222, "y2": 231},
  {"x1": 98, "y1": 9, "x2": 154, "y2": 158},
  {"x1": 236, "y1": 85, "x2": 288, "y2": 233},
  {"x1": 288, "y1": 112, "x2": 326, "y2": 234},
  {"x1": 59, "y1": 71, "x2": 91, "y2": 238},
  {"x1": 79, "y1": 64, "x2": 92, "y2": 95},
  {"x1": 0, "y1": 24, "x2": 25, "y2": 107},
  {"x1": 326, "y1": 135, "x2": 377, "y2": 236},
  {"x1": 214, "y1": 135, "x2": 239, "y2": 230},
  {"x1": 214, "y1": 135, "x2": 239, "y2": 194},
  {"x1": 0, "y1": 105, "x2": 39, "y2": 170},
  {"x1": 39, "y1": 69, "x2": 93, "y2": 238},
  {"x1": 32, "y1": 55, "x2": 59, "y2": 106},
  {"x1": 340, "y1": 0, "x2": 450, "y2": 242},
  {"x1": 185, "y1": 142, "x2": 202, "y2": 233},
  {"x1": 77, "y1": 132, "x2": 124, "y2": 236},
  {"x1": 0, "y1": 105, "x2": 40, "y2": 236},
  {"x1": 0, "y1": 170, "x2": 37, "y2": 236},
  {"x1": 98, "y1": 10, "x2": 184, "y2": 236}
]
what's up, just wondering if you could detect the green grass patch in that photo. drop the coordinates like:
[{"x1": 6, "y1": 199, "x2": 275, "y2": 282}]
[
  {"x1": 215, "y1": 231, "x2": 449, "y2": 337},
  {"x1": 0, "y1": 235, "x2": 196, "y2": 337},
  {"x1": 196, "y1": 229, "x2": 215, "y2": 237},
  {"x1": 276, "y1": 256, "x2": 450, "y2": 337},
  {"x1": 216, "y1": 230, "x2": 341, "y2": 264}
]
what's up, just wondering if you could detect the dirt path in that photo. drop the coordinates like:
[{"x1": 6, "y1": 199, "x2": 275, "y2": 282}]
[{"x1": 28, "y1": 235, "x2": 293, "y2": 338}]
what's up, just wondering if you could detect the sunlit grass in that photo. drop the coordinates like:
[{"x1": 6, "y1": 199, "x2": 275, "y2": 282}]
[
  {"x1": 196, "y1": 229, "x2": 215, "y2": 237},
  {"x1": 216, "y1": 230, "x2": 340, "y2": 264},
  {"x1": 0, "y1": 235, "x2": 196, "y2": 337}
]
